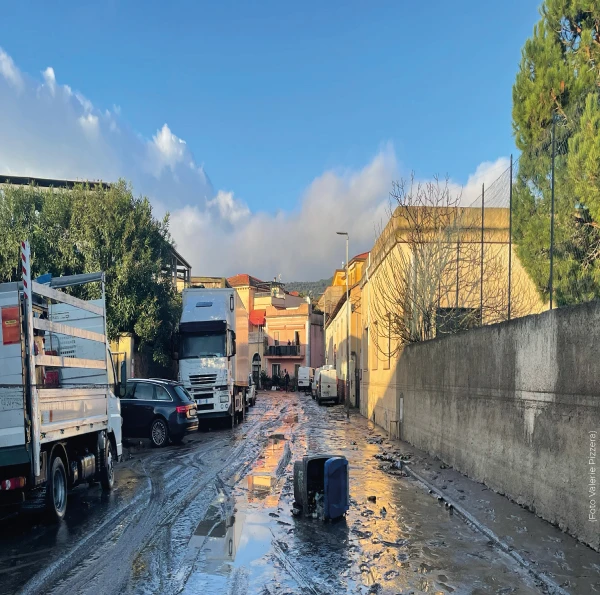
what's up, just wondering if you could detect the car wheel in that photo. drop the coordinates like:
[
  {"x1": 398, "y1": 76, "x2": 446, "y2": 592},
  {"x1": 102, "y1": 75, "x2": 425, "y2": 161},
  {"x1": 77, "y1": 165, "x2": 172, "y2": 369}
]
[
  {"x1": 150, "y1": 418, "x2": 169, "y2": 447},
  {"x1": 45, "y1": 454, "x2": 67, "y2": 522},
  {"x1": 100, "y1": 438, "x2": 115, "y2": 491}
]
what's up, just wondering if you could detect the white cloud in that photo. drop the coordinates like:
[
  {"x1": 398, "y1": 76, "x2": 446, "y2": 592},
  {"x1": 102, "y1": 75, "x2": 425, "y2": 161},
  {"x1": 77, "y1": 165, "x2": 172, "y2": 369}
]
[
  {"x1": 0, "y1": 47, "x2": 212, "y2": 206},
  {"x1": 79, "y1": 113, "x2": 99, "y2": 136},
  {"x1": 42, "y1": 67, "x2": 56, "y2": 96},
  {"x1": 207, "y1": 190, "x2": 250, "y2": 224},
  {"x1": 171, "y1": 146, "x2": 397, "y2": 280},
  {"x1": 0, "y1": 47, "x2": 510, "y2": 281},
  {"x1": 0, "y1": 49, "x2": 24, "y2": 92}
]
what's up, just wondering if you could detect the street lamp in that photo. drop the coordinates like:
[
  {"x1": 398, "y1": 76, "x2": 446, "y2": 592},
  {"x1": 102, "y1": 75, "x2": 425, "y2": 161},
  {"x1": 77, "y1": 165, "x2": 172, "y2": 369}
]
[{"x1": 337, "y1": 231, "x2": 350, "y2": 419}]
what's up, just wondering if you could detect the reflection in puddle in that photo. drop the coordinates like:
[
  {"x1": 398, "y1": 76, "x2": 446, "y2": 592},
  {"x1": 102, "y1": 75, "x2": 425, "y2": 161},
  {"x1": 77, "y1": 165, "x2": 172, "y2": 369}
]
[
  {"x1": 188, "y1": 490, "x2": 243, "y2": 577},
  {"x1": 247, "y1": 433, "x2": 290, "y2": 495},
  {"x1": 186, "y1": 433, "x2": 291, "y2": 585}
]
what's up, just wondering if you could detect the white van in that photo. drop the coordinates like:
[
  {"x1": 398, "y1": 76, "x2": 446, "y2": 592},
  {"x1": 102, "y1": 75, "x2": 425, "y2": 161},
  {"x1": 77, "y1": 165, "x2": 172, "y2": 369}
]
[
  {"x1": 310, "y1": 366, "x2": 332, "y2": 399},
  {"x1": 312, "y1": 365, "x2": 333, "y2": 400},
  {"x1": 317, "y1": 368, "x2": 338, "y2": 405},
  {"x1": 298, "y1": 367, "x2": 314, "y2": 392}
]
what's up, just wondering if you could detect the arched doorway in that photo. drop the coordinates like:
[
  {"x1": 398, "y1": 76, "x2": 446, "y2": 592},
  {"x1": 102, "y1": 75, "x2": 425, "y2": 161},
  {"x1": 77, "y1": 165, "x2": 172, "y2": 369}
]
[{"x1": 252, "y1": 353, "x2": 261, "y2": 387}]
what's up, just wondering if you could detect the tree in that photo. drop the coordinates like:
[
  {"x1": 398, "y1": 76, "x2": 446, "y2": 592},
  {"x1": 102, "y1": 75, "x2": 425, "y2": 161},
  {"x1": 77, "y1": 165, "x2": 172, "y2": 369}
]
[
  {"x1": 512, "y1": 1, "x2": 600, "y2": 305},
  {"x1": 0, "y1": 181, "x2": 181, "y2": 365},
  {"x1": 370, "y1": 176, "x2": 537, "y2": 357}
]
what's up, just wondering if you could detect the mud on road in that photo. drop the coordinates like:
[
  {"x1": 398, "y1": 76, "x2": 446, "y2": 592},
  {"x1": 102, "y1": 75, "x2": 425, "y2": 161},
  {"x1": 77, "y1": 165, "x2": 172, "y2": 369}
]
[{"x1": 0, "y1": 392, "x2": 545, "y2": 595}]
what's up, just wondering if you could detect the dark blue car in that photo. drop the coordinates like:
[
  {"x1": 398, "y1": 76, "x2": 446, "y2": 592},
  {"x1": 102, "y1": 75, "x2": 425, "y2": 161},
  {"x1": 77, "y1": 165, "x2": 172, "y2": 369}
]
[{"x1": 120, "y1": 379, "x2": 198, "y2": 447}]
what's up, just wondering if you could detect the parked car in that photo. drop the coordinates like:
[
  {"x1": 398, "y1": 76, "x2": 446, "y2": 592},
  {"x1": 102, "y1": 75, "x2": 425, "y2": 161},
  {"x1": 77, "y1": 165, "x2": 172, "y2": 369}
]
[
  {"x1": 120, "y1": 379, "x2": 198, "y2": 447},
  {"x1": 245, "y1": 373, "x2": 257, "y2": 408}
]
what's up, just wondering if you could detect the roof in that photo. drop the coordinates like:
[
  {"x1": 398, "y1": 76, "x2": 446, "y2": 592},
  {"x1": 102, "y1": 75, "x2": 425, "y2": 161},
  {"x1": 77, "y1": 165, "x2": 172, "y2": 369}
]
[
  {"x1": 0, "y1": 174, "x2": 111, "y2": 190},
  {"x1": 289, "y1": 291, "x2": 299, "y2": 296},
  {"x1": 227, "y1": 274, "x2": 265, "y2": 288},
  {"x1": 130, "y1": 378, "x2": 180, "y2": 385},
  {"x1": 249, "y1": 309, "x2": 266, "y2": 326},
  {"x1": 351, "y1": 252, "x2": 369, "y2": 262},
  {"x1": 171, "y1": 246, "x2": 191, "y2": 269}
]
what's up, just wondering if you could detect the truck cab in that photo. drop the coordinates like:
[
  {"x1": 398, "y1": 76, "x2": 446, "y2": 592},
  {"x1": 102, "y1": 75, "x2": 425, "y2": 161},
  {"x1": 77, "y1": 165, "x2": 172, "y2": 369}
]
[{"x1": 178, "y1": 289, "x2": 248, "y2": 425}]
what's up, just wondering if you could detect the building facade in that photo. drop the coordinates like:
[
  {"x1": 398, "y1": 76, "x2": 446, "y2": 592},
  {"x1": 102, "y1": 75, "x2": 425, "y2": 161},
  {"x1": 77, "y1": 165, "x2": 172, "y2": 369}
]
[
  {"x1": 323, "y1": 253, "x2": 368, "y2": 406},
  {"x1": 227, "y1": 275, "x2": 324, "y2": 385}
]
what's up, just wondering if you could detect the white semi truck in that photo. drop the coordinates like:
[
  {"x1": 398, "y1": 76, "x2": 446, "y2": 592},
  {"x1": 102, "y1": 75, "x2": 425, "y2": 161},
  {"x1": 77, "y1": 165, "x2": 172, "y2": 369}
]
[
  {"x1": 0, "y1": 241, "x2": 122, "y2": 521},
  {"x1": 178, "y1": 288, "x2": 249, "y2": 425}
]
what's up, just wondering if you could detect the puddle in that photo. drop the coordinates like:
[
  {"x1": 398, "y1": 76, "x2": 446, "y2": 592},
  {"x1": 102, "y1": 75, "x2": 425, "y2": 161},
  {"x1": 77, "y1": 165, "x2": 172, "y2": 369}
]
[
  {"x1": 186, "y1": 490, "x2": 274, "y2": 586},
  {"x1": 247, "y1": 432, "x2": 290, "y2": 495},
  {"x1": 185, "y1": 433, "x2": 292, "y2": 588}
]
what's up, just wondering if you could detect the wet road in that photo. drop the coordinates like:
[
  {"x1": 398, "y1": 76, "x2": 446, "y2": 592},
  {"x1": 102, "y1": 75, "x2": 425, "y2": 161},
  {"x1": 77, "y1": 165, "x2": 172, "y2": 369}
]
[{"x1": 1, "y1": 391, "x2": 544, "y2": 595}]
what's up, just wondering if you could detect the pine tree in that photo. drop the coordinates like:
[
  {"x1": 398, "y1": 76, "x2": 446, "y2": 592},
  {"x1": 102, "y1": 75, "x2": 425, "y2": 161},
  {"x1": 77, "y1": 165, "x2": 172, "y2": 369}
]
[{"x1": 512, "y1": 0, "x2": 600, "y2": 305}]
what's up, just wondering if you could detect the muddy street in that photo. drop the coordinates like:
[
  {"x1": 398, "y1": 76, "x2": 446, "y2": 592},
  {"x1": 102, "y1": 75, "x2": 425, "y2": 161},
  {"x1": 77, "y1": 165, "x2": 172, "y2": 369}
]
[{"x1": 1, "y1": 391, "x2": 543, "y2": 595}]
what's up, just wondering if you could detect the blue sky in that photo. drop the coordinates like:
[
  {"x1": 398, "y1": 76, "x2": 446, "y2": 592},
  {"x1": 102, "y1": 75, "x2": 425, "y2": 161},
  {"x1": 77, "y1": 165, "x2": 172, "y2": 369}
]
[{"x1": 0, "y1": 0, "x2": 542, "y2": 279}]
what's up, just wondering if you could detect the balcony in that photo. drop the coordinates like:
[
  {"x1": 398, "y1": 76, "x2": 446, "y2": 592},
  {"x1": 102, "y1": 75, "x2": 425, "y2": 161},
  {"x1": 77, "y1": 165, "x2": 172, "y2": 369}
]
[
  {"x1": 265, "y1": 344, "x2": 304, "y2": 358},
  {"x1": 248, "y1": 331, "x2": 264, "y2": 344}
]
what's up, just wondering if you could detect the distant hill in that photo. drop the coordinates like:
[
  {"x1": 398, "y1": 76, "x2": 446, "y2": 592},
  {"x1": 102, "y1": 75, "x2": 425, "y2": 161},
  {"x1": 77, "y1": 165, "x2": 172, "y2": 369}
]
[{"x1": 285, "y1": 278, "x2": 331, "y2": 299}]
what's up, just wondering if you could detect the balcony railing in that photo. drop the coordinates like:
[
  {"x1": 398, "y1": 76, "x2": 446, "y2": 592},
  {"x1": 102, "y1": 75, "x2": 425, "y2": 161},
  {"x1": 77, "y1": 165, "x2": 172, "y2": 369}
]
[
  {"x1": 266, "y1": 344, "x2": 303, "y2": 357},
  {"x1": 248, "y1": 332, "x2": 264, "y2": 343}
]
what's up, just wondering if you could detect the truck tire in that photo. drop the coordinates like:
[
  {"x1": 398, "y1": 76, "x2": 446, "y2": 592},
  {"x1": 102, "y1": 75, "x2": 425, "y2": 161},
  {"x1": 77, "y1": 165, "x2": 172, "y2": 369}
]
[
  {"x1": 100, "y1": 438, "x2": 115, "y2": 491},
  {"x1": 150, "y1": 418, "x2": 169, "y2": 447},
  {"x1": 45, "y1": 454, "x2": 67, "y2": 522}
]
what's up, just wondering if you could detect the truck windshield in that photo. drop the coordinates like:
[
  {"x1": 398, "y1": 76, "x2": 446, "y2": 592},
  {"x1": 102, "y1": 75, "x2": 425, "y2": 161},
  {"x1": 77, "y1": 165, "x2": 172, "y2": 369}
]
[{"x1": 180, "y1": 333, "x2": 226, "y2": 358}]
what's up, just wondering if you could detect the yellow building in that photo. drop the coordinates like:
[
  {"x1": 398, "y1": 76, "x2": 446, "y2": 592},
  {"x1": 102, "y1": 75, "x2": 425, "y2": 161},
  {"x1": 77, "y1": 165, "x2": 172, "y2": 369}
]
[
  {"x1": 323, "y1": 253, "x2": 369, "y2": 406},
  {"x1": 360, "y1": 205, "x2": 545, "y2": 434}
]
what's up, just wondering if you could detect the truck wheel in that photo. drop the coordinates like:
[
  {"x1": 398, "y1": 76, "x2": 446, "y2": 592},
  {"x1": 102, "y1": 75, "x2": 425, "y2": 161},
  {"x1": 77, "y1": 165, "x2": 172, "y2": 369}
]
[
  {"x1": 150, "y1": 418, "x2": 169, "y2": 447},
  {"x1": 45, "y1": 455, "x2": 67, "y2": 522},
  {"x1": 100, "y1": 439, "x2": 115, "y2": 491}
]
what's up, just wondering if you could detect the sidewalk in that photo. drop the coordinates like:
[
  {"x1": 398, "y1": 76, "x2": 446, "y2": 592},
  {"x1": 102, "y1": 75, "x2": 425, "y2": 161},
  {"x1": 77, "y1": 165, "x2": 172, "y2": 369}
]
[{"x1": 364, "y1": 424, "x2": 600, "y2": 595}]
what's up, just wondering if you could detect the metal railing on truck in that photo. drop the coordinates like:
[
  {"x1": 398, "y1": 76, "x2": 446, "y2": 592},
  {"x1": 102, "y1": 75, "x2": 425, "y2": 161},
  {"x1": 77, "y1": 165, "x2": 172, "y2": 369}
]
[{"x1": 21, "y1": 241, "x2": 109, "y2": 477}]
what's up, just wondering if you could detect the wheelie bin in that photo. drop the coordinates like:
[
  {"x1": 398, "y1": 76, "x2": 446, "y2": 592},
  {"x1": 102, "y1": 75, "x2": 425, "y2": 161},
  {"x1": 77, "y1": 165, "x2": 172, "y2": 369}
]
[{"x1": 293, "y1": 454, "x2": 349, "y2": 521}]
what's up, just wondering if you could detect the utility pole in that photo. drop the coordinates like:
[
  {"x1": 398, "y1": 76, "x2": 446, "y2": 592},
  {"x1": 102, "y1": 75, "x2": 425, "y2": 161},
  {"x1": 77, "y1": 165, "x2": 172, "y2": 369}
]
[
  {"x1": 337, "y1": 231, "x2": 350, "y2": 419},
  {"x1": 480, "y1": 183, "x2": 485, "y2": 324},
  {"x1": 550, "y1": 116, "x2": 556, "y2": 310},
  {"x1": 508, "y1": 154, "x2": 513, "y2": 321}
]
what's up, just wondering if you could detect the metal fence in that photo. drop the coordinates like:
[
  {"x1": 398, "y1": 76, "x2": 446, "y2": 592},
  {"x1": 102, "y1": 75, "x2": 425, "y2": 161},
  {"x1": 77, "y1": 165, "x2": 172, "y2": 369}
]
[{"x1": 456, "y1": 106, "x2": 600, "y2": 330}]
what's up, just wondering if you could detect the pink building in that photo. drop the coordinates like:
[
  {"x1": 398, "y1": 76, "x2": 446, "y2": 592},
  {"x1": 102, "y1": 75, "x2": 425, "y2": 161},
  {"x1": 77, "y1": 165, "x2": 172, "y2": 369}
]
[{"x1": 227, "y1": 275, "x2": 324, "y2": 383}]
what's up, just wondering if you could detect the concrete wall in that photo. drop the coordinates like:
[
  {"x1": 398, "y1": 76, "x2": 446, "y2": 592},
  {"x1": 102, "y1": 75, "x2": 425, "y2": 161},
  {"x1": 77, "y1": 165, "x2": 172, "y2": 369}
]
[{"x1": 397, "y1": 301, "x2": 600, "y2": 551}]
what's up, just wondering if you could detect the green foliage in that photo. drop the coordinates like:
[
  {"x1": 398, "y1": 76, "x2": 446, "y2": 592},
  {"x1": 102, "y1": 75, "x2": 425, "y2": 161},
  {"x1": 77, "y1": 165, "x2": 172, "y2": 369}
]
[
  {"x1": 0, "y1": 180, "x2": 181, "y2": 365},
  {"x1": 512, "y1": 0, "x2": 600, "y2": 305},
  {"x1": 285, "y1": 278, "x2": 331, "y2": 300}
]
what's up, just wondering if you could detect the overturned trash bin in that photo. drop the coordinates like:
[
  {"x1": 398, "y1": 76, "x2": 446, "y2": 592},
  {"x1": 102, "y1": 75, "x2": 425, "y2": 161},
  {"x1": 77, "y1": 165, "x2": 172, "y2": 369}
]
[{"x1": 293, "y1": 454, "x2": 349, "y2": 521}]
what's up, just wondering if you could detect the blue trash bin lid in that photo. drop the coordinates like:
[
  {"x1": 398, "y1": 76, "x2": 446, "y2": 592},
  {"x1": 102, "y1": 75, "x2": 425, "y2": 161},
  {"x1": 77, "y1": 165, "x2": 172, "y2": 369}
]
[{"x1": 323, "y1": 456, "x2": 349, "y2": 520}]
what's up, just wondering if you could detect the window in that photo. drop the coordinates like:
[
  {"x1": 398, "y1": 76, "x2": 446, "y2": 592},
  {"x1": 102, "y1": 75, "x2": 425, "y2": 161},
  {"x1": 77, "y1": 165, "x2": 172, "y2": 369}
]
[
  {"x1": 384, "y1": 315, "x2": 391, "y2": 370},
  {"x1": 174, "y1": 385, "x2": 194, "y2": 403},
  {"x1": 372, "y1": 325, "x2": 378, "y2": 370},
  {"x1": 272, "y1": 363, "x2": 281, "y2": 377},
  {"x1": 134, "y1": 383, "x2": 154, "y2": 400},
  {"x1": 155, "y1": 386, "x2": 171, "y2": 401},
  {"x1": 436, "y1": 307, "x2": 479, "y2": 336},
  {"x1": 180, "y1": 332, "x2": 226, "y2": 358},
  {"x1": 107, "y1": 348, "x2": 116, "y2": 389},
  {"x1": 124, "y1": 382, "x2": 136, "y2": 399}
]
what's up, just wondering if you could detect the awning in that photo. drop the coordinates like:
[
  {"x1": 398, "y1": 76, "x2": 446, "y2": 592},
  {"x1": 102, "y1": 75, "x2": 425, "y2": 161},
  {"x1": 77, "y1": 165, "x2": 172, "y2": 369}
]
[{"x1": 249, "y1": 309, "x2": 266, "y2": 326}]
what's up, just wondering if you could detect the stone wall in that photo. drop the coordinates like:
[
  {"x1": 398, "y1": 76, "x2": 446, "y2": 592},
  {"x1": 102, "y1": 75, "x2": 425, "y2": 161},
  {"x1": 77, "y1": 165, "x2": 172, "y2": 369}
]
[{"x1": 396, "y1": 302, "x2": 600, "y2": 550}]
